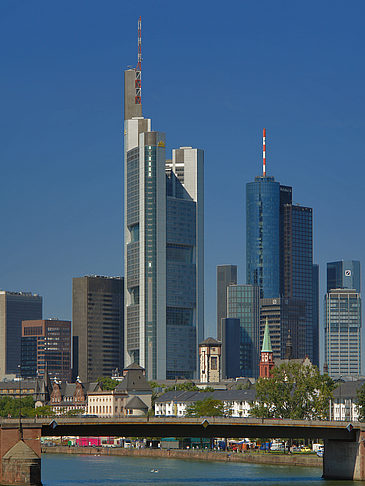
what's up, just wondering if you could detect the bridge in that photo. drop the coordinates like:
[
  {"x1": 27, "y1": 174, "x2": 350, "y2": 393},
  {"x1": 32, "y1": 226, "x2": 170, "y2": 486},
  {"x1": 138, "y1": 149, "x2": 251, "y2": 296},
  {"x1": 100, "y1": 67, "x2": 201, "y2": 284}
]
[{"x1": 1, "y1": 417, "x2": 365, "y2": 484}]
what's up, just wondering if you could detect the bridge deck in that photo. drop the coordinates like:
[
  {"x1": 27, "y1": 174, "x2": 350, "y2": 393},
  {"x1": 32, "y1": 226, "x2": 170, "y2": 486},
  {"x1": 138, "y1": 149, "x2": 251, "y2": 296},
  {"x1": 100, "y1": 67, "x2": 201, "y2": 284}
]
[{"x1": 0, "y1": 417, "x2": 361, "y2": 441}]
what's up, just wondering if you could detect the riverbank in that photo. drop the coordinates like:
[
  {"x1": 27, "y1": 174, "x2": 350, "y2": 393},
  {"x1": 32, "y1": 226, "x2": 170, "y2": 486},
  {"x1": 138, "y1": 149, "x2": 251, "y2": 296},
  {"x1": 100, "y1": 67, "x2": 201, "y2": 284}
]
[{"x1": 42, "y1": 445, "x2": 322, "y2": 467}]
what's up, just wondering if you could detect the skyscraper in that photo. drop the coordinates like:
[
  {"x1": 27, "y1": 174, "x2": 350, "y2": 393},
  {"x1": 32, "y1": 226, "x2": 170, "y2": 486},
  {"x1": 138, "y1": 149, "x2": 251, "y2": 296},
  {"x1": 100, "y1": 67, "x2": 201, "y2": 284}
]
[
  {"x1": 72, "y1": 276, "x2": 124, "y2": 382},
  {"x1": 246, "y1": 130, "x2": 315, "y2": 363},
  {"x1": 325, "y1": 289, "x2": 361, "y2": 378},
  {"x1": 227, "y1": 284, "x2": 260, "y2": 378},
  {"x1": 21, "y1": 319, "x2": 71, "y2": 382},
  {"x1": 0, "y1": 291, "x2": 42, "y2": 379},
  {"x1": 216, "y1": 265, "x2": 237, "y2": 341},
  {"x1": 327, "y1": 260, "x2": 361, "y2": 293},
  {"x1": 124, "y1": 19, "x2": 204, "y2": 380}
]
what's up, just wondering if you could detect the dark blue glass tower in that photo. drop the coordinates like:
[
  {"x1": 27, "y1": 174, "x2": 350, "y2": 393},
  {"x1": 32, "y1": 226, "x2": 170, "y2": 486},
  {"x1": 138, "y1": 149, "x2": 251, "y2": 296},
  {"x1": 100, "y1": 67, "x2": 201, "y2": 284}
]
[{"x1": 246, "y1": 176, "x2": 280, "y2": 298}]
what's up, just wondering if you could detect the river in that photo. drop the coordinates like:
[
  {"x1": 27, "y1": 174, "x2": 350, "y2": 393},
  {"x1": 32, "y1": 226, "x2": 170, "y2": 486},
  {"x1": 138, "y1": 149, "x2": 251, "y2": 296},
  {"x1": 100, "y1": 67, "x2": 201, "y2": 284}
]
[{"x1": 41, "y1": 453, "x2": 362, "y2": 485}]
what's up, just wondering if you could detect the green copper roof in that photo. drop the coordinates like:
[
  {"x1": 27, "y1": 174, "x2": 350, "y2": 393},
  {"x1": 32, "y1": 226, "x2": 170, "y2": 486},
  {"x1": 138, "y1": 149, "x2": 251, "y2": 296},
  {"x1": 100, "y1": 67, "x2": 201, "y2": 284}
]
[{"x1": 261, "y1": 319, "x2": 272, "y2": 353}]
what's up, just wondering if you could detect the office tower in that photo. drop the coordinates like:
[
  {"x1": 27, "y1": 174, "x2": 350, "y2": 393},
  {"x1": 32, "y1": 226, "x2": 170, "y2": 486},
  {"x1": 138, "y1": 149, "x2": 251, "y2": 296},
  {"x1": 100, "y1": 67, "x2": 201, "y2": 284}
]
[
  {"x1": 246, "y1": 130, "x2": 314, "y2": 362},
  {"x1": 312, "y1": 264, "x2": 319, "y2": 366},
  {"x1": 227, "y1": 284, "x2": 260, "y2": 378},
  {"x1": 124, "y1": 20, "x2": 204, "y2": 380},
  {"x1": 0, "y1": 291, "x2": 42, "y2": 379},
  {"x1": 324, "y1": 289, "x2": 361, "y2": 378},
  {"x1": 221, "y1": 318, "x2": 241, "y2": 379},
  {"x1": 21, "y1": 319, "x2": 71, "y2": 382},
  {"x1": 72, "y1": 276, "x2": 124, "y2": 382},
  {"x1": 216, "y1": 265, "x2": 237, "y2": 341},
  {"x1": 199, "y1": 338, "x2": 221, "y2": 383},
  {"x1": 260, "y1": 297, "x2": 306, "y2": 360},
  {"x1": 327, "y1": 260, "x2": 361, "y2": 293}
]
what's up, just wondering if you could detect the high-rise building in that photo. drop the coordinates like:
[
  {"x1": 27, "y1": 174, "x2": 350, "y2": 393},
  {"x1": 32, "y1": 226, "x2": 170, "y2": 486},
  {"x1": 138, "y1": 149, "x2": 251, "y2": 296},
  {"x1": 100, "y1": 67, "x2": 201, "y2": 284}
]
[
  {"x1": 21, "y1": 319, "x2": 71, "y2": 382},
  {"x1": 246, "y1": 130, "x2": 315, "y2": 362},
  {"x1": 324, "y1": 289, "x2": 361, "y2": 378},
  {"x1": 327, "y1": 260, "x2": 361, "y2": 293},
  {"x1": 124, "y1": 20, "x2": 204, "y2": 380},
  {"x1": 0, "y1": 291, "x2": 42, "y2": 379},
  {"x1": 216, "y1": 265, "x2": 237, "y2": 341},
  {"x1": 260, "y1": 297, "x2": 306, "y2": 360},
  {"x1": 221, "y1": 317, "x2": 241, "y2": 379},
  {"x1": 227, "y1": 284, "x2": 260, "y2": 378},
  {"x1": 72, "y1": 276, "x2": 124, "y2": 382},
  {"x1": 312, "y1": 264, "x2": 320, "y2": 366}
]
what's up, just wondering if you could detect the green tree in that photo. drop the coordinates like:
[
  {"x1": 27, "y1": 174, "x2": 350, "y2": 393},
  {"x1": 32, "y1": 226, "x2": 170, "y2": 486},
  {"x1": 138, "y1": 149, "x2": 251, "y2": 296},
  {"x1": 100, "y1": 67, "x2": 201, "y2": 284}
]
[
  {"x1": 250, "y1": 362, "x2": 336, "y2": 420},
  {"x1": 185, "y1": 398, "x2": 226, "y2": 417},
  {"x1": 32, "y1": 405, "x2": 54, "y2": 417},
  {"x1": 97, "y1": 377, "x2": 119, "y2": 390},
  {"x1": 356, "y1": 383, "x2": 365, "y2": 421},
  {"x1": 0, "y1": 396, "x2": 35, "y2": 417},
  {"x1": 165, "y1": 382, "x2": 199, "y2": 392}
]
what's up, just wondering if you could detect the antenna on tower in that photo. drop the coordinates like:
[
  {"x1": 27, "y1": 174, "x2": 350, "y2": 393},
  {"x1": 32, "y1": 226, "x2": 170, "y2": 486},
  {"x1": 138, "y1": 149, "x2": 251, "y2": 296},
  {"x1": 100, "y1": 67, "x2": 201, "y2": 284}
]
[
  {"x1": 135, "y1": 17, "x2": 142, "y2": 105},
  {"x1": 262, "y1": 128, "x2": 266, "y2": 177}
]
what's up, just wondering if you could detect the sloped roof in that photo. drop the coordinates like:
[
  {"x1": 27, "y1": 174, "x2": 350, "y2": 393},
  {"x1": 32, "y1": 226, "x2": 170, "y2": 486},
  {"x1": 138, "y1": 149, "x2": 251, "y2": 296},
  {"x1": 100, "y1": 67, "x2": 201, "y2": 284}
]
[
  {"x1": 156, "y1": 388, "x2": 256, "y2": 404},
  {"x1": 333, "y1": 380, "x2": 365, "y2": 399},
  {"x1": 126, "y1": 396, "x2": 148, "y2": 410},
  {"x1": 124, "y1": 362, "x2": 144, "y2": 371},
  {"x1": 115, "y1": 370, "x2": 151, "y2": 393},
  {"x1": 199, "y1": 337, "x2": 220, "y2": 346},
  {"x1": 261, "y1": 320, "x2": 272, "y2": 353},
  {"x1": 3, "y1": 441, "x2": 39, "y2": 460}
]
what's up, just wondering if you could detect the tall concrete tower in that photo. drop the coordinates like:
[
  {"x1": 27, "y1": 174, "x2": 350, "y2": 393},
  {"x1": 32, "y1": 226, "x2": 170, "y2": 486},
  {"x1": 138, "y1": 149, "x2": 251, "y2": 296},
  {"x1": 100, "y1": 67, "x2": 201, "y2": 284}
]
[{"x1": 123, "y1": 19, "x2": 204, "y2": 380}]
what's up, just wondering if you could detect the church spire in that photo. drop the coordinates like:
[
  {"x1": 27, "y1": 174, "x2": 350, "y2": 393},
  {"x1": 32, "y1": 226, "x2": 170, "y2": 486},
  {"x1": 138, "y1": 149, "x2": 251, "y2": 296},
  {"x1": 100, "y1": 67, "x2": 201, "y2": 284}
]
[
  {"x1": 261, "y1": 318, "x2": 272, "y2": 353},
  {"x1": 259, "y1": 318, "x2": 274, "y2": 378}
]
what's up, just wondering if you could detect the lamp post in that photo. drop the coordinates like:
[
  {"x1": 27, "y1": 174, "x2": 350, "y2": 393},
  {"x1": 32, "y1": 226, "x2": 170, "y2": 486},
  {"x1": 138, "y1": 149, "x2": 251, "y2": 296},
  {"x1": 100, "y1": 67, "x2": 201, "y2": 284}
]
[{"x1": 18, "y1": 364, "x2": 23, "y2": 439}]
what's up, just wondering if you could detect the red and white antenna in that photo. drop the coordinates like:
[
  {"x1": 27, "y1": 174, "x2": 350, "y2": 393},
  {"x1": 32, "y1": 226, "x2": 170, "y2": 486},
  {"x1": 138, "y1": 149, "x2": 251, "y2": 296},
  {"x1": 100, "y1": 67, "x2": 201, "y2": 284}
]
[
  {"x1": 262, "y1": 128, "x2": 266, "y2": 177},
  {"x1": 135, "y1": 17, "x2": 142, "y2": 105}
]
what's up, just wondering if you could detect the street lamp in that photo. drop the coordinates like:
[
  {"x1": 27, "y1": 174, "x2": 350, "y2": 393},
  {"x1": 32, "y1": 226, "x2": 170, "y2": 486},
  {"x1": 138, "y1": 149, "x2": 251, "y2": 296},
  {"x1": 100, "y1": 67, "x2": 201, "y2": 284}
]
[{"x1": 18, "y1": 364, "x2": 23, "y2": 439}]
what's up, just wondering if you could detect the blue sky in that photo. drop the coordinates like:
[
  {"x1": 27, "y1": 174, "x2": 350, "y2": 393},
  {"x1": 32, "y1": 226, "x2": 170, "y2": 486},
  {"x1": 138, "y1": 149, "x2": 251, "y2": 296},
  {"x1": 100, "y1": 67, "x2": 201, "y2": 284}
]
[{"x1": 1, "y1": 1, "x2": 365, "y2": 366}]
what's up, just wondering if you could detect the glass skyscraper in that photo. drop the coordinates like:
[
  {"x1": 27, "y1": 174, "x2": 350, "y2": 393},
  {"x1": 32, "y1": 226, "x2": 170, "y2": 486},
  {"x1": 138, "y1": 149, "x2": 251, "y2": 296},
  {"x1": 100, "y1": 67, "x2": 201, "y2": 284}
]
[
  {"x1": 327, "y1": 260, "x2": 361, "y2": 293},
  {"x1": 325, "y1": 289, "x2": 361, "y2": 378},
  {"x1": 246, "y1": 167, "x2": 315, "y2": 363},
  {"x1": 227, "y1": 284, "x2": 260, "y2": 378},
  {"x1": 246, "y1": 176, "x2": 280, "y2": 298},
  {"x1": 124, "y1": 67, "x2": 204, "y2": 381}
]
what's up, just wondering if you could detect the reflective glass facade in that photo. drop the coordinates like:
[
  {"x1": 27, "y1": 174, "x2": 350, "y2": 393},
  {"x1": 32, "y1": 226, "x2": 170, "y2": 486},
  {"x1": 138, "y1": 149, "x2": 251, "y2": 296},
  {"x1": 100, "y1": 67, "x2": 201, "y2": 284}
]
[
  {"x1": 325, "y1": 289, "x2": 361, "y2": 378},
  {"x1": 327, "y1": 260, "x2": 361, "y2": 293},
  {"x1": 246, "y1": 177, "x2": 280, "y2": 298},
  {"x1": 227, "y1": 284, "x2": 260, "y2": 378}
]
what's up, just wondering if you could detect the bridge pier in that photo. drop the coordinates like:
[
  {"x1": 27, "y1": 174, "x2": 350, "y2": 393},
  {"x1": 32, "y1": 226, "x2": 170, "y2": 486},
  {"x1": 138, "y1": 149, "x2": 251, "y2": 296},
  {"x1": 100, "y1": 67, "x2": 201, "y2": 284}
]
[
  {"x1": 0, "y1": 423, "x2": 42, "y2": 485},
  {"x1": 323, "y1": 430, "x2": 365, "y2": 481}
]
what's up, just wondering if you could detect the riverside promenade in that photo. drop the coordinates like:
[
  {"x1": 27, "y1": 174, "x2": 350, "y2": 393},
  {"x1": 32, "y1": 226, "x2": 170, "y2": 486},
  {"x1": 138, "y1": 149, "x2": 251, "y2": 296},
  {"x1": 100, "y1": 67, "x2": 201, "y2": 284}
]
[{"x1": 42, "y1": 445, "x2": 322, "y2": 468}]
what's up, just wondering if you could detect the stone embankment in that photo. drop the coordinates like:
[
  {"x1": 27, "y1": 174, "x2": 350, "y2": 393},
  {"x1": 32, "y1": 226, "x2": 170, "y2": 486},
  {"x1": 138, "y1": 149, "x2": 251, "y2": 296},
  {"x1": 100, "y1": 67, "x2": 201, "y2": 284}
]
[{"x1": 42, "y1": 446, "x2": 322, "y2": 467}]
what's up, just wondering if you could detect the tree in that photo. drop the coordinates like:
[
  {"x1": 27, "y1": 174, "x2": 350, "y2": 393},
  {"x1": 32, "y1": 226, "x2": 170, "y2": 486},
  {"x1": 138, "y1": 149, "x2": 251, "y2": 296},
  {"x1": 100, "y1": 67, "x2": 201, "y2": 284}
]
[
  {"x1": 0, "y1": 396, "x2": 35, "y2": 417},
  {"x1": 97, "y1": 377, "x2": 119, "y2": 390},
  {"x1": 356, "y1": 383, "x2": 365, "y2": 421},
  {"x1": 185, "y1": 398, "x2": 226, "y2": 417},
  {"x1": 250, "y1": 362, "x2": 336, "y2": 420},
  {"x1": 164, "y1": 382, "x2": 199, "y2": 393}
]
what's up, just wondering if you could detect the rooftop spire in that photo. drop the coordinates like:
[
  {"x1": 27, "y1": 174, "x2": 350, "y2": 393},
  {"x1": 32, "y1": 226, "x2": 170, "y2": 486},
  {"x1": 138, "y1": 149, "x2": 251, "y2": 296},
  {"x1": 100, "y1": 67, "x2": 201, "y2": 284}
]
[
  {"x1": 135, "y1": 17, "x2": 142, "y2": 105},
  {"x1": 261, "y1": 317, "x2": 272, "y2": 353},
  {"x1": 262, "y1": 128, "x2": 266, "y2": 177}
]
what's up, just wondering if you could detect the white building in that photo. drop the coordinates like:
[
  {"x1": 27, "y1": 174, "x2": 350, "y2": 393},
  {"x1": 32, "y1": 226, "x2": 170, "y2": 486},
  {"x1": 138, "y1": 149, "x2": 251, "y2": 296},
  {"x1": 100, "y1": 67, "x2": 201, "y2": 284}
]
[{"x1": 154, "y1": 389, "x2": 256, "y2": 418}]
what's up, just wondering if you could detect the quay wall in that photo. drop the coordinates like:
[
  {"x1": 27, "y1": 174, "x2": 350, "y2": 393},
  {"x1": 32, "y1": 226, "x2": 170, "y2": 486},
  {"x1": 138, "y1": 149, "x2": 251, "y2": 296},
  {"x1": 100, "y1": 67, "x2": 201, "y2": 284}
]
[{"x1": 42, "y1": 446, "x2": 322, "y2": 467}]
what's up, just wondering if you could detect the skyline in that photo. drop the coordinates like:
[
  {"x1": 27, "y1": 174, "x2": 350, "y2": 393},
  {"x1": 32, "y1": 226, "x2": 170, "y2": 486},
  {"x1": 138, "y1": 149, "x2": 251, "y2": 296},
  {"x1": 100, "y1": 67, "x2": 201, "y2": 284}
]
[{"x1": 1, "y1": 1, "x2": 365, "y2": 369}]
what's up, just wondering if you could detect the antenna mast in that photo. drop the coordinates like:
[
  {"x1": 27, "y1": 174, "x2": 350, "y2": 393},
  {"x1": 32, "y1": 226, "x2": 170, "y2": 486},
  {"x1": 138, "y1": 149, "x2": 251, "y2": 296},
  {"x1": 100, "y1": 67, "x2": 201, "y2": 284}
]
[
  {"x1": 135, "y1": 17, "x2": 142, "y2": 105},
  {"x1": 262, "y1": 128, "x2": 266, "y2": 177}
]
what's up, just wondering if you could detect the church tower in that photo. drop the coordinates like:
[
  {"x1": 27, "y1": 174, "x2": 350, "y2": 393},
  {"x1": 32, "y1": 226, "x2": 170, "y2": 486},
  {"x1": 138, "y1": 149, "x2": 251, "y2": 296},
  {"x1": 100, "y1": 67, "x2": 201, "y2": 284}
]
[{"x1": 259, "y1": 319, "x2": 275, "y2": 378}]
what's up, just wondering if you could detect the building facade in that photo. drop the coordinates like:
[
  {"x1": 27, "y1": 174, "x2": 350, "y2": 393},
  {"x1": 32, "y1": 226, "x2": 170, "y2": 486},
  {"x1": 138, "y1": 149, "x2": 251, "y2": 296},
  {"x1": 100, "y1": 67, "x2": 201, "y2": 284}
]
[
  {"x1": 327, "y1": 260, "x2": 360, "y2": 293},
  {"x1": 260, "y1": 297, "x2": 306, "y2": 361},
  {"x1": 227, "y1": 284, "x2": 260, "y2": 378},
  {"x1": 124, "y1": 61, "x2": 204, "y2": 381},
  {"x1": 0, "y1": 291, "x2": 42, "y2": 379},
  {"x1": 21, "y1": 319, "x2": 71, "y2": 382},
  {"x1": 221, "y1": 318, "x2": 241, "y2": 379},
  {"x1": 325, "y1": 289, "x2": 361, "y2": 379},
  {"x1": 216, "y1": 265, "x2": 237, "y2": 341},
  {"x1": 72, "y1": 276, "x2": 124, "y2": 382},
  {"x1": 199, "y1": 338, "x2": 221, "y2": 383}
]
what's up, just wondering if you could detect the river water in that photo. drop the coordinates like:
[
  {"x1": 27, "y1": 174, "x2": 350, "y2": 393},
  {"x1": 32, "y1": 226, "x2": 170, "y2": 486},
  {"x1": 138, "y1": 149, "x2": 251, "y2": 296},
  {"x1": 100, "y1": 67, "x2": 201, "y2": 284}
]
[{"x1": 42, "y1": 454, "x2": 362, "y2": 485}]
